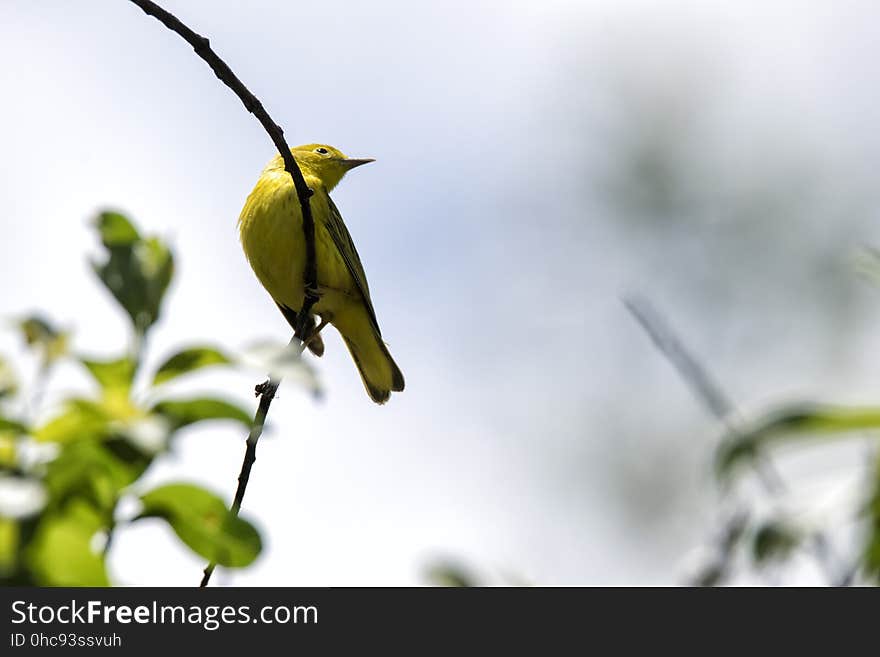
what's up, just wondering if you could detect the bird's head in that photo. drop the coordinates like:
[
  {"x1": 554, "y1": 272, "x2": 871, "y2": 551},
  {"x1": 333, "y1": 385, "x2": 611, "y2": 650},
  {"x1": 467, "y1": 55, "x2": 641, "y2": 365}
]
[{"x1": 291, "y1": 144, "x2": 374, "y2": 191}]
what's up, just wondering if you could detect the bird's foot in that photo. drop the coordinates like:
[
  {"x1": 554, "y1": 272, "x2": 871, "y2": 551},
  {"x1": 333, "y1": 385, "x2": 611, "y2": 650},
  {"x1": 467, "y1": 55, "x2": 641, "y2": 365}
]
[{"x1": 303, "y1": 284, "x2": 321, "y2": 303}]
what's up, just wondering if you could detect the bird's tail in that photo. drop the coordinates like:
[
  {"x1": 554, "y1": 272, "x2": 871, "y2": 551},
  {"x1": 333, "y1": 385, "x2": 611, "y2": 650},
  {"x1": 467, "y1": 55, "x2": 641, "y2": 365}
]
[{"x1": 337, "y1": 307, "x2": 404, "y2": 404}]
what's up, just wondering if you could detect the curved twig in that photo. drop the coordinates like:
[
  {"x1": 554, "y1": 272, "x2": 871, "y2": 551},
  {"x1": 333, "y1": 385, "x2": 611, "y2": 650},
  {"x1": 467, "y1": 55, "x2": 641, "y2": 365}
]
[
  {"x1": 127, "y1": 0, "x2": 319, "y2": 330},
  {"x1": 126, "y1": 0, "x2": 318, "y2": 586}
]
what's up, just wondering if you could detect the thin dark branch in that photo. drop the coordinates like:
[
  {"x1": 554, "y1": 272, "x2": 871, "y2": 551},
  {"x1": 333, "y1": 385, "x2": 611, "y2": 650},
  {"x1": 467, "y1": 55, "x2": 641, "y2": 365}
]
[
  {"x1": 200, "y1": 377, "x2": 281, "y2": 587},
  {"x1": 624, "y1": 295, "x2": 847, "y2": 585},
  {"x1": 200, "y1": 336, "x2": 309, "y2": 587},
  {"x1": 127, "y1": 0, "x2": 320, "y2": 328},
  {"x1": 125, "y1": 0, "x2": 317, "y2": 586}
]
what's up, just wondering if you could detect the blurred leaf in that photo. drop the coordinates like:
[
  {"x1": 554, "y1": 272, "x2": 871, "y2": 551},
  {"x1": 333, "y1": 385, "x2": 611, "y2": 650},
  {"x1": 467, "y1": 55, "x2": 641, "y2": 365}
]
[
  {"x1": 80, "y1": 356, "x2": 136, "y2": 393},
  {"x1": 19, "y1": 315, "x2": 59, "y2": 345},
  {"x1": 752, "y1": 521, "x2": 800, "y2": 566},
  {"x1": 35, "y1": 393, "x2": 149, "y2": 445},
  {"x1": 103, "y1": 436, "x2": 156, "y2": 473},
  {"x1": 153, "y1": 346, "x2": 232, "y2": 386},
  {"x1": 34, "y1": 399, "x2": 110, "y2": 444},
  {"x1": 45, "y1": 441, "x2": 141, "y2": 512},
  {"x1": 0, "y1": 416, "x2": 27, "y2": 436},
  {"x1": 717, "y1": 404, "x2": 880, "y2": 478},
  {"x1": 91, "y1": 212, "x2": 174, "y2": 335},
  {"x1": 17, "y1": 315, "x2": 69, "y2": 363},
  {"x1": 0, "y1": 434, "x2": 16, "y2": 469},
  {"x1": 97, "y1": 393, "x2": 144, "y2": 427},
  {"x1": 864, "y1": 456, "x2": 880, "y2": 582},
  {"x1": 424, "y1": 561, "x2": 478, "y2": 587},
  {"x1": 152, "y1": 397, "x2": 251, "y2": 432},
  {"x1": 94, "y1": 211, "x2": 140, "y2": 247},
  {"x1": 0, "y1": 517, "x2": 18, "y2": 578},
  {"x1": 0, "y1": 356, "x2": 18, "y2": 399},
  {"x1": 137, "y1": 483, "x2": 261, "y2": 567},
  {"x1": 24, "y1": 502, "x2": 109, "y2": 586}
]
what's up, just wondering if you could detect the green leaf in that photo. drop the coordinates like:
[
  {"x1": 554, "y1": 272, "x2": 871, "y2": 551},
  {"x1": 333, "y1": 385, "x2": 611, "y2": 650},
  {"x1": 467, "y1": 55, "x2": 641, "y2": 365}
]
[
  {"x1": 36, "y1": 395, "x2": 163, "y2": 458},
  {"x1": 152, "y1": 346, "x2": 232, "y2": 386},
  {"x1": 80, "y1": 356, "x2": 136, "y2": 392},
  {"x1": 151, "y1": 397, "x2": 252, "y2": 432},
  {"x1": 91, "y1": 213, "x2": 174, "y2": 335},
  {"x1": 0, "y1": 356, "x2": 18, "y2": 400},
  {"x1": 24, "y1": 502, "x2": 110, "y2": 586},
  {"x1": 864, "y1": 456, "x2": 880, "y2": 582},
  {"x1": 137, "y1": 483, "x2": 261, "y2": 567},
  {"x1": 45, "y1": 441, "x2": 141, "y2": 512},
  {"x1": 19, "y1": 315, "x2": 60, "y2": 345},
  {"x1": 424, "y1": 561, "x2": 478, "y2": 587},
  {"x1": 717, "y1": 403, "x2": 880, "y2": 478},
  {"x1": 0, "y1": 408, "x2": 27, "y2": 472},
  {"x1": 0, "y1": 416, "x2": 27, "y2": 436},
  {"x1": 17, "y1": 315, "x2": 69, "y2": 363},
  {"x1": 34, "y1": 399, "x2": 110, "y2": 444},
  {"x1": 0, "y1": 517, "x2": 19, "y2": 579},
  {"x1": 94, "y1": 211, "x2": 140, "y2": 247},
  {"x1": 0, "y1": 434, "x2": 16, "y2": 469},
  {"x1": 752, "y1": 521, "x2": 800, "y2": 566}
]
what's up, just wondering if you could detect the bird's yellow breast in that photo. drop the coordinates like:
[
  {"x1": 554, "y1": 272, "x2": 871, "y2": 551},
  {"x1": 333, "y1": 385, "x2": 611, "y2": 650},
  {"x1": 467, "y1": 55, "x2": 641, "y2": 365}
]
[{"x1": 238, "y1": 168, "x2": 355, "y2": 314}]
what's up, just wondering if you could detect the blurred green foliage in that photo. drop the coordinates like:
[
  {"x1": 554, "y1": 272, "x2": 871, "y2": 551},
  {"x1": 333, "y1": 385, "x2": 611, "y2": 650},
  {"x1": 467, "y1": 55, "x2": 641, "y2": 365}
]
[
  {"x1": 716, "y1": 404, "x2": 880, "y2": 478},
  {"x1": 694, "y1": 401, "x2": 880, "y2": 585},
  {"x1": 0, "y1": 211, "x2": 261, "y2": 585},
  {"x1": 424, "y1": 561, "x2": 478, "y2": 588},
  {"x1": 751, "y1": 521, "x2": 801, "y2": 567},
  {"x1": 91, "y1": 211, "x2": 173, "y2": 338},
  {"x1": 866, "y1": 456, "x2": 880, "y2": 579}
]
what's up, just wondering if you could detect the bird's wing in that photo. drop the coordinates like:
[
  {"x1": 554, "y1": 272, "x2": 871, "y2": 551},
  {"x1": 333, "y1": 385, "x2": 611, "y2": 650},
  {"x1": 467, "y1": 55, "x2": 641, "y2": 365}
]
[{"x1": 323, "y1": 195, "x2": 381, "y2": 335}]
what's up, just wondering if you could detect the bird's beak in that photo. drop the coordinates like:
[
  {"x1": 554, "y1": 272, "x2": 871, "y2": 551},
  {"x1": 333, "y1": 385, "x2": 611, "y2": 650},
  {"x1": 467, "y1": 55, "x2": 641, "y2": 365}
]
[{"x1": 342, "y1": 157, "x2": 375, "y2": 170}]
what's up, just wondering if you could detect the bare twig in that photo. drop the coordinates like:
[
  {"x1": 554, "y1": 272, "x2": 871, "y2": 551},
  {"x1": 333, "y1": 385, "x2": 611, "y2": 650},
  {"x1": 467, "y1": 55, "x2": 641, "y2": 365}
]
[
  {"x1": 200, "y1": 377, "x2": 281, "y2": 587},
  {"x1": 127, "y1": 0, "x2": 319, "y2": 330},
  {"x1": 198, "y1": 337, "x2": 310, "y2": 587},
  {"x1": 624, "y1": 295, "x2": 846, "y2": 585},
  {"x1": 125, "y1": 0, "x2": 318, "y2": 586}
]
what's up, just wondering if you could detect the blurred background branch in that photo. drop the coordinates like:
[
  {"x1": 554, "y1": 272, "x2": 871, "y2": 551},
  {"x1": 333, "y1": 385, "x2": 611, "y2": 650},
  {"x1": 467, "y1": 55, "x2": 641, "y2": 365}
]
[{"x1": 625, "y1": 296, "x2": 855, "y2": 585}]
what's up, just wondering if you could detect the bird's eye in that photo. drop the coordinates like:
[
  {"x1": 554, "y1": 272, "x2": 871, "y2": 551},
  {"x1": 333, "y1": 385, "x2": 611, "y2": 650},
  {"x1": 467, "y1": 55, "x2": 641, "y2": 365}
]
[{"x1": 315, "y1": 147, "x2": 329, "y2": 155}]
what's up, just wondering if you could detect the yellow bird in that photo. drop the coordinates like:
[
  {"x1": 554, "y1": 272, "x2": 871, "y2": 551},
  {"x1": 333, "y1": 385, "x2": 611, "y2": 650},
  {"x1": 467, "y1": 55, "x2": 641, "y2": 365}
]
[{"x1": 238, "y1": 144, "x2": 404, "y2": 403}]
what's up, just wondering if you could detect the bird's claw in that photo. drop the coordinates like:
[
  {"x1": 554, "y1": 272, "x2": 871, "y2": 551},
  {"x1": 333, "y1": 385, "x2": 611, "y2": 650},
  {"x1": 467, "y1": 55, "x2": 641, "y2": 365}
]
[{"x1": 304, "y1": 285, "x2": 321, "y2": 302}]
